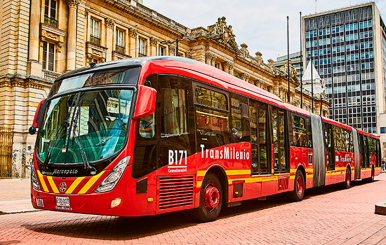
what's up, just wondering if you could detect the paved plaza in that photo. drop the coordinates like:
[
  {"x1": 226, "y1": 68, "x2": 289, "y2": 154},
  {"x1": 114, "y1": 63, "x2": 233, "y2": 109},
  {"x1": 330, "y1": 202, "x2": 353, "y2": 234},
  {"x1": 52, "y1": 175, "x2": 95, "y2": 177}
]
[{"x1": 0, "y1": 174, "x2": 386, "y2": 244}]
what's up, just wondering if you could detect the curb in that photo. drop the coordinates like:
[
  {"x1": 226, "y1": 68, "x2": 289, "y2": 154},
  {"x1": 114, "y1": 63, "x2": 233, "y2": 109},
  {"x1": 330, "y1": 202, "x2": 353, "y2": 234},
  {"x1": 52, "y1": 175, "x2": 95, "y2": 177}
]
[
  {"x1": 375, "y1": 200, "x2": 386, "y2": 215},
  {"x1": 0, "y1": 209, "x2": 43, "y2": 215}
]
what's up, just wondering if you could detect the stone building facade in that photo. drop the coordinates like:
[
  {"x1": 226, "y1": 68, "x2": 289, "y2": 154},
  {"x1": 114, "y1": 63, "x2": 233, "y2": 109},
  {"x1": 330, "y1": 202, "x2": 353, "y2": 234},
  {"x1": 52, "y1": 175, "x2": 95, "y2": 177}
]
[{"x1": 0, "y1": 0, "x2": 329, "y2": 178}]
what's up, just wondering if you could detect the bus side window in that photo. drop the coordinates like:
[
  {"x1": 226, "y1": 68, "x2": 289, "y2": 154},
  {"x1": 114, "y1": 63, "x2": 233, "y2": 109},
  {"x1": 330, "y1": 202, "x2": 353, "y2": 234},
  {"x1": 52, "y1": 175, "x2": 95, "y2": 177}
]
[
  {"x1": 291, "y1": 115, "x2": 307, "y2": 147},
  {"x1": 161, "y1": 88, "x2": 188, "y2": 137},
  {"x1": 305, "y1": 117, "x2": 312, "y2": 148},
  {"x1": 230, "y1": 95, "x2": 250, "y2": 142},
  {"x1": 195, "y1": 85, "x2": 230, "y2": 151}
]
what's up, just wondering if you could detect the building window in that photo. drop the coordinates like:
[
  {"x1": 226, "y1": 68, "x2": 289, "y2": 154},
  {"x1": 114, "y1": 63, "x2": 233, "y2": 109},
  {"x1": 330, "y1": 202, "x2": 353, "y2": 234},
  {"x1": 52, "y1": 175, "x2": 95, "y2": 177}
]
[
  {"x1": 138, "y1": 38, "x2": 147, "y2": 57},
  {"x1": 42, "y1": 41, "x2": 55, "y2": 71},
  {"x1": 381, "y1": 127, "x2": 386, "y2": 134},
  {"x1": 158, "y1": 46, "x2": 165, "y2": 56},
  {"x1": 44, "y1": 0, "x2": 57, "y2": 27},
  {"x1": 115, "y1": 29, "x2": 125, "y2": 54},
  {"x1": 90, "y1": 19, "x2": 100, "y2": 46}
]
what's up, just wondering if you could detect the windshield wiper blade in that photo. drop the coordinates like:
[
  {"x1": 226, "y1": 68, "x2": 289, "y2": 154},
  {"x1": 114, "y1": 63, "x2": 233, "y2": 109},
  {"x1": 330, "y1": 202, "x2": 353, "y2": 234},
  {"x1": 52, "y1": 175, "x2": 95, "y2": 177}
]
[
  {"x1": 74, "y1": 135, "x2": 96, "y2": 175},
  {"x1": 67, "y1": 97, "x2": 97, "y2": 175}
]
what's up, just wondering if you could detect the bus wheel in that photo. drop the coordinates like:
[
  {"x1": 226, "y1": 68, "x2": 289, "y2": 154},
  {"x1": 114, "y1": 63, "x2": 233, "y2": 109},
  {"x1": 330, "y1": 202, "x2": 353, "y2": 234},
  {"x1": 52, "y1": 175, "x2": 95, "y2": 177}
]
[
  {"x1": 342, "y1": 168, "x2": 351, "y2": 189},
  {"x1": 288, "y1": 170, "x2": 305, "y2": 202},
  {"x1": 192, "y1": 172, "x2": 222, "y2": 222},
  {"x1": 365, "y1": 166, "x2": 375, "y2": 183}
]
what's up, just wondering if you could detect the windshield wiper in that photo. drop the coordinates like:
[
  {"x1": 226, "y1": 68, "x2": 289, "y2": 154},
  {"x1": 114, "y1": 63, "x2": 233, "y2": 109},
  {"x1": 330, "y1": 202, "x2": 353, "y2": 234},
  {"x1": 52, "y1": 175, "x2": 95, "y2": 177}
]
[{"x1": 67, "y1": 96, "x2": 97, "y2": 175}]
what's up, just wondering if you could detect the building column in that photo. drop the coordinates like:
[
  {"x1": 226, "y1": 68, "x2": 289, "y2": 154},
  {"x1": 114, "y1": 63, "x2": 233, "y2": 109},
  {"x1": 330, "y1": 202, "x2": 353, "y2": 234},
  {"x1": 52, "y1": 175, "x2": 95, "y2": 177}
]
[
  {"x1": 66, "y1": 0, "x2": 79, "y2": 71},
  {"x1": 241, "y1": 73, "x2": 250, "y2": 83},
  {"x1": 105, "y1": 18, "x2": 114, "y2": 62},
  {"x1": 150, "y1": 37, "x2": 157, "y2": 56},
  {"x1": 211, "y1": 56, "x2": 217, "y2": 66},
  {"x1": 205, "y1": 53, "x2": 213, "y2": 65},
  {"x1": 27, "y1": 0, "x2": 42, "y2": 76},
  {"x1": 129, "y1": 28, "x2": 137, "y2": 58}
]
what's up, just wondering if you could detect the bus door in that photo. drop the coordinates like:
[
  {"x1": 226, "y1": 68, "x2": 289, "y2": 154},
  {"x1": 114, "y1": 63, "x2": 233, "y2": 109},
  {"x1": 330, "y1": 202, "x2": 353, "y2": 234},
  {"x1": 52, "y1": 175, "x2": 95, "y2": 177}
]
[
  {"x1": 376, "y1": 139, "x2": 381, "y2": 168},
  {"x1": 353, "y1": 129, "x2": 361, "y2": 179},
  {"x1": 359, "y1": 134, "x2": 364, "y2": 169},
  {"x1": 364, "y1": 136, "x2": 370, "y2": 168},
  {"x1": 249, "y1": 101, "x2": 269, "y2": 177},
  {"x1": 156, "y1": 75, "x2": 194, "y2": 172},
  {"x1": 272, "y1": 107, "x2": 289, "y2": 174},
  {"x1": 324, "y1": 123, "x2": 335, "y2": 172}
]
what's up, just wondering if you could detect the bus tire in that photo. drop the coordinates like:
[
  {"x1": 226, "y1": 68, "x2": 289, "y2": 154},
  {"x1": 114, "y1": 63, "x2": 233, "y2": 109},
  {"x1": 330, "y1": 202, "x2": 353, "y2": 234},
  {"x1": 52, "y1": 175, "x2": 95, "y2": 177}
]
[
  {"x1": 191, "y1": 172, "x2": 222, "y2": 222},
  {"x1": 288, "y1": 170, "x2": 305, "y2": 202},
  {"x1": 369, "y1": 166, "x2": 375, "y2": 182},
  {"x1": 365, "y1": 166, "x2": 375, "y2": 183},
  {"x1": 342, "y1": 168, "x2": 351, "y2": 189}
]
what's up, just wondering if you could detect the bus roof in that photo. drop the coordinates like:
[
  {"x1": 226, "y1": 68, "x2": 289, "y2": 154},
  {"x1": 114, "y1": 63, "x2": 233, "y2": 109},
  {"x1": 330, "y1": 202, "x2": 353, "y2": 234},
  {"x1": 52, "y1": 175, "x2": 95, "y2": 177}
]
[
  {"x1": 141, "y1": 57, "x2": 312, "y2": 117},
  {"x1": 56, "y1": 57, "x2": 196, "y2": 81},
  {"x1": 321, "y1": 117, "x2": 352, "y2": 130},
  {"x1": 56, "y1": 56, "x2": 319, "y2": 120},
  {"x1": 356, "y1": 129, "x2": 379, "y2": 139}
]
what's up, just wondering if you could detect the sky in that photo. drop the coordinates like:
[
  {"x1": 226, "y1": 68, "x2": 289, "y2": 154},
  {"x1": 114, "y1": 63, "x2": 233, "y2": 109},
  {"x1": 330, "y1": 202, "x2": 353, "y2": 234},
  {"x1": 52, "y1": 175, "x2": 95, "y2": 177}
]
[{"x1": 143, "y1": 0, "x2": 386, "y2": 62}]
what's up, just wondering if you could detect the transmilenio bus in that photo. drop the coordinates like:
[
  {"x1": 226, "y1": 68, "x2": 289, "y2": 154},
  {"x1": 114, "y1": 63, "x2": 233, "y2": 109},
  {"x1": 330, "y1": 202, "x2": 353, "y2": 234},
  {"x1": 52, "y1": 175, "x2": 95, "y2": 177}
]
[{"x1": 30, "y1": 57, "x2": 382, "y2": 222}]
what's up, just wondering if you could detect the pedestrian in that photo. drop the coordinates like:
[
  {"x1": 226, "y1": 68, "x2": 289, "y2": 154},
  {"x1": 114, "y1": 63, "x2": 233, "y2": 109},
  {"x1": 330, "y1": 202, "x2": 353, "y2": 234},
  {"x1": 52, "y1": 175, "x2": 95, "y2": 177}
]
[{"x1": 382, "y1": 159, "x2": 386, "y2": 172}]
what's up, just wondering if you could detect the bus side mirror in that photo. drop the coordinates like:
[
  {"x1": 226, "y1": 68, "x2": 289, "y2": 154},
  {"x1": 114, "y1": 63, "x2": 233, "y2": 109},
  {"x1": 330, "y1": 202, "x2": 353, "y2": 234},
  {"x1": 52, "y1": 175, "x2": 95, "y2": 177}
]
[
  {"x1": 133, "y1": 85, "x2": 157, "y2": 119},
  {"x1": 29, "y1": 100, "x2": 46, "y2": 135}
]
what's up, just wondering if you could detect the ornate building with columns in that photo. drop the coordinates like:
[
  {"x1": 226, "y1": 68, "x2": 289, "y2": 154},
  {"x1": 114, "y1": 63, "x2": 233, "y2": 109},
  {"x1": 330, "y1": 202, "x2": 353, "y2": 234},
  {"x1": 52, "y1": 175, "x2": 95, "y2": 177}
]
[{"x1": 0, "y1": 0, "x2": 329, "y2": 178}]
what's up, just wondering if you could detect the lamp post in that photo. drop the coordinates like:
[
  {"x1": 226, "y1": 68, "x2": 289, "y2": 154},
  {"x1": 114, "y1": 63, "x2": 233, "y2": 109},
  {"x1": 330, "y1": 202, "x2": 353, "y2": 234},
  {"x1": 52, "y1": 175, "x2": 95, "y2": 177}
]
[
  {"x1": 160, "y1": 36, "x2": 195, "y2": 56},
  {"x1": 310, "y1": 39, "x2": 314, "y2": 114},
  {"x1": 300, "y1": 12, "x2": 303, "y2": 109},
  {"x1": 287, "y1": 16, "x2": 290, "y2": 103}
]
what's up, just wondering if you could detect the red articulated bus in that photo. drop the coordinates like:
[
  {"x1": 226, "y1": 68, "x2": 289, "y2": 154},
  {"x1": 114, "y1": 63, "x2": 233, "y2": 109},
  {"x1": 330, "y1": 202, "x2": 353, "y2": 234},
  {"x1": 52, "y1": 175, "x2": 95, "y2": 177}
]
[{"x1": 30, "y1": 57, "x2": 382, "y2": 222}]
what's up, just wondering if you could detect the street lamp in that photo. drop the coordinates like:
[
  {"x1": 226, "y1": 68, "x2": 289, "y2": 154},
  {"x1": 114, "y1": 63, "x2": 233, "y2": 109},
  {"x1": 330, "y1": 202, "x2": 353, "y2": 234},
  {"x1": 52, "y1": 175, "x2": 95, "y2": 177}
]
[{"x1": 160, "y1": 36, "x2": 195, "y2": 56}]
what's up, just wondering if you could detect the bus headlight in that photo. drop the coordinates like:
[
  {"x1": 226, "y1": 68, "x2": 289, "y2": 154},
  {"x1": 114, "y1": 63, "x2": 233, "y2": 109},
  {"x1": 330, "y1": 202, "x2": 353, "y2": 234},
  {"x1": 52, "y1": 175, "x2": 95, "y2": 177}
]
[
  {"x1": 95, "y1": 156, "x2": 130, "y2": 193},
  {"x1": 31, "y1": 165, "x2": 40, "y2": 190}
]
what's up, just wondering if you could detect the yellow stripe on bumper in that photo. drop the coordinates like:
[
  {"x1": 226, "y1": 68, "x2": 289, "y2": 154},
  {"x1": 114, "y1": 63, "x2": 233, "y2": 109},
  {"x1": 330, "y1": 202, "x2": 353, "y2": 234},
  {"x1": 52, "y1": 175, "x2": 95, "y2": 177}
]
[
  {"x1": 47, "y1": 176, "x2": 59, "y2": 193},
  {"x1": 36, "y1": 170, "x2": 49, "y2": 192},
  {"x1": 66, "y1": 177, "x2": 85, "y2": 194},
  {"x1": 78, "y1": 171, "x2": 105, "y2": 194}
]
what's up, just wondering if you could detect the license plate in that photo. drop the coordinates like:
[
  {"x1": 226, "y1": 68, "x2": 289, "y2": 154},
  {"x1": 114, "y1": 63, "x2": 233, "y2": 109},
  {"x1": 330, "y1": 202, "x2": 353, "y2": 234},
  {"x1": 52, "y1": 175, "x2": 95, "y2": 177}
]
[
  {"x1": 36, "y1": 198, "x2": 44, "y2": 207},
  {"x1": 56, "y1": 196, "x2": 70, "y2": 207}
]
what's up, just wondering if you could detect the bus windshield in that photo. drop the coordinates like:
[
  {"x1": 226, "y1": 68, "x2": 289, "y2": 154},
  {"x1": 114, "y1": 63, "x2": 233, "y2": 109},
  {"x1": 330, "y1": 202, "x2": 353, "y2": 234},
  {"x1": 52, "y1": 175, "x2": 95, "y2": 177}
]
[{"x1": 36, "y1": 89, "x2": 134, "y2": 168}]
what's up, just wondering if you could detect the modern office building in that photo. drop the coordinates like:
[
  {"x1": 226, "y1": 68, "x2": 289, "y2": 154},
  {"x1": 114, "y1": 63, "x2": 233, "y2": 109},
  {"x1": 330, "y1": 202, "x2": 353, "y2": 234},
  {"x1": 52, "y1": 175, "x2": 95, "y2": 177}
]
[{"x1": 303, "y1": 2, "x2": 386, "y2": 157}]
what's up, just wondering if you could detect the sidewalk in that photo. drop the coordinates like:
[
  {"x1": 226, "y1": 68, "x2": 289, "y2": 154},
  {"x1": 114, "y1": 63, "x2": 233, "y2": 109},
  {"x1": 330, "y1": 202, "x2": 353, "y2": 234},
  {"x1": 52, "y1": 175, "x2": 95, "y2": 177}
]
[{"x1": 0, "y1": 178, "x2": 39, "y2": 214}]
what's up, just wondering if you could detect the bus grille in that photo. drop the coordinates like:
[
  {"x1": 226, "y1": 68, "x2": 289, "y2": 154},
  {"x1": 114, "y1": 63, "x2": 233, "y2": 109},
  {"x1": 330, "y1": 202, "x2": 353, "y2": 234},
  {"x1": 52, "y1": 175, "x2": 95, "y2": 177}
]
[{"x1": 158, "y1": 176, "x2": 194, "y2": 210}]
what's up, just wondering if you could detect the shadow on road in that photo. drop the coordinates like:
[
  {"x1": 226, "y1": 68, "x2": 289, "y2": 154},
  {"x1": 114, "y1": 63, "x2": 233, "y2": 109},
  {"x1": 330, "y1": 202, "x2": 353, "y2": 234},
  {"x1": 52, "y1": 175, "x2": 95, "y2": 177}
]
[{"x1": 23, "y1": 179, "x2": 378, "y2": 241}]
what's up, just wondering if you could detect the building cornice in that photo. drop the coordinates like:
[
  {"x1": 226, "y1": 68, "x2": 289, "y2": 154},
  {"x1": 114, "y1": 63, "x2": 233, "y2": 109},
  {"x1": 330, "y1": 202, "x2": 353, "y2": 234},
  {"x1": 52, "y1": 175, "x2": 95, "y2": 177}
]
[{"x1": 303, "y1": 2, "x2": 374, "y2": 19}]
